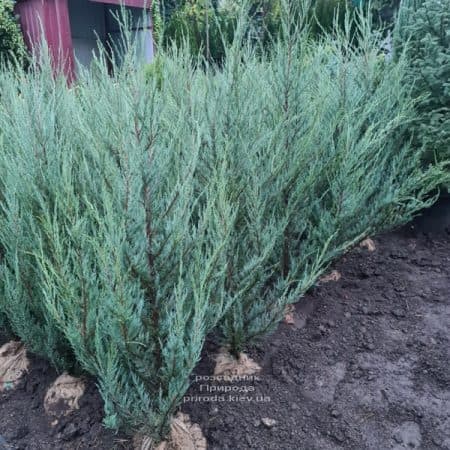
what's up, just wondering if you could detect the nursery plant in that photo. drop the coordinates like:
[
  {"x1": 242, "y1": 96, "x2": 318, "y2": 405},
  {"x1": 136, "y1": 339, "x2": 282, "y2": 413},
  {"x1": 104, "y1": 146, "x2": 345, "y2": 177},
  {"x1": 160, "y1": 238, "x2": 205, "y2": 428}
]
[
  {"x1": 0, "y1": 47, "x2": 235, "y2": 441},
  {"x1": 0, "y1": 63, "x2": 76, "y2": 366},
  {"x1": 208, "y1": 7, "x2": 448, "y2": 355}
]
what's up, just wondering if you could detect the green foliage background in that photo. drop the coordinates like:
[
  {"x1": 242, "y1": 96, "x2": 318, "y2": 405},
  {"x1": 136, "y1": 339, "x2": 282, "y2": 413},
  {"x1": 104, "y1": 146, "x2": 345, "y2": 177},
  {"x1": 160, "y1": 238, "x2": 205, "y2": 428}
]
[
  {"x1": 156, "y1": 0, "x2": 354, "y2": 62},
  {"x1": 0, "y1": 0, "x2": 26, "y2": 64},
  {"x1": 395, "y1": 0, "x2": 450, "y2": 188}
]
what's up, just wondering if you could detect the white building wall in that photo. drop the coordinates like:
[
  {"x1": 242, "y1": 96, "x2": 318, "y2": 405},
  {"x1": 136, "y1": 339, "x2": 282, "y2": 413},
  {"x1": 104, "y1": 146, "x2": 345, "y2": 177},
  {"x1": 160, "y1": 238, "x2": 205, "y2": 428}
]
[
  {"x1": 68, "y1": 0, "x2": 106, "y2": 70},
  {"x1": 106, "y1": 5, "x2": 154, "y2": 65},
  {"x1": 68, "y1": 0, "x2": 153, "y2": 72}
]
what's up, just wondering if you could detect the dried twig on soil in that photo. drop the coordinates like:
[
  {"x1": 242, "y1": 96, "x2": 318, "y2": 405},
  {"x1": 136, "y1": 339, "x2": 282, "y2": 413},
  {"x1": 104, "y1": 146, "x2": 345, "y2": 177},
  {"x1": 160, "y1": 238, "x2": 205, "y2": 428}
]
[
  {"x1": 134, "y1": 413, "x2": 206, "y2": 450},
  {"x1": 283, "y1": 304, "x2": 296, "y2": 325},
  {"x1": 360, "y1": 238, "x2": 376, "y2": 251},
  {"x1": 319, "y1": 270, "x2": 341, "y2": 283},
  {"x1": 0, "y1": 341, "x2": 29, "y2": 391},
  {"x1": 214, "y1": 347, "x2": 261, "y2": 377},
  {"x1": 44, "y1": 373, "x2": 85, "y2": 418}
]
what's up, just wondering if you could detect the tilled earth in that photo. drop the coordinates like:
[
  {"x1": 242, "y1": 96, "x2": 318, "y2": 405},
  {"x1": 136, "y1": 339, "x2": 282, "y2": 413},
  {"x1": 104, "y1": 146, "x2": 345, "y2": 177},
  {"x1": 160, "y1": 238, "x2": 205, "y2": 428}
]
[{"x1": 1, "y1": 202, "x2": 449, "y2": 450}]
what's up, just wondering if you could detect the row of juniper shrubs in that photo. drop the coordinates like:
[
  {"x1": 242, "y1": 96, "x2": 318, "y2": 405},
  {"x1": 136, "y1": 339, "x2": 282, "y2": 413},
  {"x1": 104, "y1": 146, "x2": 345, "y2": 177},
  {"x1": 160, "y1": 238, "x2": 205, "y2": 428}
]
[{"x1": 0, "y1": 1, "x2": 449, "y2": 444}]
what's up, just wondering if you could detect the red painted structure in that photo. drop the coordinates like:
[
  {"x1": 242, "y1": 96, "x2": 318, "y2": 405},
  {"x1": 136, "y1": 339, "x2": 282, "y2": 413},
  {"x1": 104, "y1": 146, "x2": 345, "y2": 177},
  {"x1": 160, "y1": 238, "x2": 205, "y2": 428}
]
[{"x1": 15, "y1": 0, "x2": 152, "y2": 82}]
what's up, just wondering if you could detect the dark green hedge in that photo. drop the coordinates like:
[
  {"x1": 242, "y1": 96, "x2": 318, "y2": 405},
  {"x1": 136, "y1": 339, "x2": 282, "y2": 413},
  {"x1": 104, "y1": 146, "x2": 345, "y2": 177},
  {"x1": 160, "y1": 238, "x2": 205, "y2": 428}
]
[
  {"x1": 394, "y1": 0, "x2": 450, "y2": 183},
  {"x1": 0, "y1": 0, "x2": 26, "y2": 65}
]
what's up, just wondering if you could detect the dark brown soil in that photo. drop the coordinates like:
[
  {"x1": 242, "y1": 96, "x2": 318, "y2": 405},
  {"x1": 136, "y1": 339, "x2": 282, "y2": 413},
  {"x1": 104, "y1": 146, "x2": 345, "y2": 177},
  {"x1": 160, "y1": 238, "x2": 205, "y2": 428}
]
[
  {"x1": 1, "y1": 200, "x2": 449, "y2": 450},
  {"x1": 0, "y1": 355, "x2": 129, "y2": 449}
]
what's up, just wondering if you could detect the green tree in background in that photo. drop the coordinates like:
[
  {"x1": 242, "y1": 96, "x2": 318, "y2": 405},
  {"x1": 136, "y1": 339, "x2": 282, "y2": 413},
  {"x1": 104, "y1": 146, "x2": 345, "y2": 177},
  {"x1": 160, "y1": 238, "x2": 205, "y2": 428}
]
[
  {"x1": 0, "y1": 0, "x2": 26, "y2": 65},
  {"x1": 157, "y1": 0, "x2": 357, "y2": 63},
  {"x1": 162, "y1": 0, "x2": 237, "y2": 63},
  {"x1": 394, "y1": 0, "x2": 450, "y2": 186}
]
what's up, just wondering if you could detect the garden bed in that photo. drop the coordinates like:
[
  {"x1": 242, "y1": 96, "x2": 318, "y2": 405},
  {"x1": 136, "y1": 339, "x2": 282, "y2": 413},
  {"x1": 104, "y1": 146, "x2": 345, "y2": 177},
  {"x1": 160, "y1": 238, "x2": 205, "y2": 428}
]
[{"x1": 0, "y1": 202, "x2": 449, "y2": 450}]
